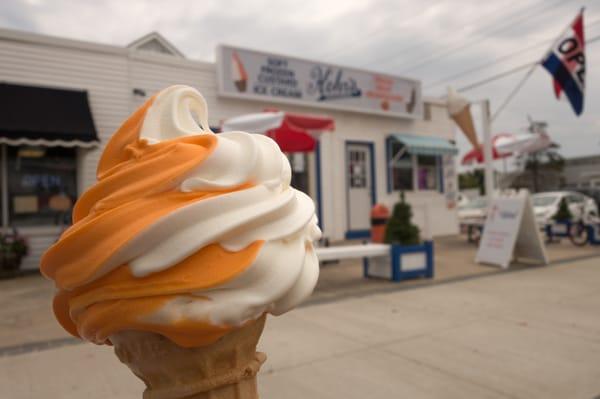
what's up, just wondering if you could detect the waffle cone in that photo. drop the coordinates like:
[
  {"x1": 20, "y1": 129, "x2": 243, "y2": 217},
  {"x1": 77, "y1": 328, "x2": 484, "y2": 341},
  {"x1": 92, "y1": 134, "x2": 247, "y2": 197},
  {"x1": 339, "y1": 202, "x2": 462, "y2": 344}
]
[
  {"x1": 111, "y1": 315, "x2": 267, "y2": 399},
  {"x1": 451, "y1": 106, "x2": 479, "y2": 149}
]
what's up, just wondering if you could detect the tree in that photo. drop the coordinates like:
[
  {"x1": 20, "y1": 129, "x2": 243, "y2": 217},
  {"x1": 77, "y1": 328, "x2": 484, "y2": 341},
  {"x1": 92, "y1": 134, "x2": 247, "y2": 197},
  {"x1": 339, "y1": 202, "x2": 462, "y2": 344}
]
[
  {"x1": 459, "y1": 170, "x2": 484, "y2": 195},
  {"x1": 523, "y1": 147, "x2": 564, "y2": 193},
  {"x1": 384, "y1": 192, "x2": 420, "y2": 245}
]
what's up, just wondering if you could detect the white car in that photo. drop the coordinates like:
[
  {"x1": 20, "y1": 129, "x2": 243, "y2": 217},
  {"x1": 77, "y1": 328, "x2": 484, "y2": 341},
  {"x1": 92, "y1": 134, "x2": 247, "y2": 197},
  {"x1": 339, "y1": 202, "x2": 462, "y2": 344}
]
[
  {"x1": 458, "y1": 197, "x2": 488, "y2": 227},
  {"x1": 532, "y1": 191, "x2": 599, "y2": 226}
]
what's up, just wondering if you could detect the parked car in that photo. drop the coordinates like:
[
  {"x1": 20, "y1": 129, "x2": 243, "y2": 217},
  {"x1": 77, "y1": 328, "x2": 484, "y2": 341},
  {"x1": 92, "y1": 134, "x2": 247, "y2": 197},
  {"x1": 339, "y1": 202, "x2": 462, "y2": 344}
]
[
  {"x1": 458, "y1": 197, "x2": 488, "y2": 227},
  {"x1": 574, "y1": 187, "x2": 600, "y2": 210},
  {"x1": 532, "y1": 191, "x2": 599, "y2": 227}
]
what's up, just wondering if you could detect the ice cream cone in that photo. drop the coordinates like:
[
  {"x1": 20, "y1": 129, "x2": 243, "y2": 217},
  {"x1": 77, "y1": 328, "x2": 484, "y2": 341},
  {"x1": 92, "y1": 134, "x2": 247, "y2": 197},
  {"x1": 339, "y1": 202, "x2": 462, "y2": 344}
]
[
  {"x1": 450, "y1": 105, "x2": 479, "y2": 149},
  {"x1": 234, "y1": 80, "x2": 247, "y2": 93},
  {"x1": 447, "y1": 86, "x2": 479, "y2": 149},
  {"x1": 111, "y1": 314, "x2": 267, "y2": 399}
]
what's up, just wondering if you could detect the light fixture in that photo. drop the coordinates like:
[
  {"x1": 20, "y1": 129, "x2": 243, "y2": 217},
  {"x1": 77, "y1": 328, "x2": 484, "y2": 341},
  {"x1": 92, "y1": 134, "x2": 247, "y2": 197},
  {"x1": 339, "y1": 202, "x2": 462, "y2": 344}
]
[{"x1": 132, "y1": 88, "x2": 146, "y2": 97}]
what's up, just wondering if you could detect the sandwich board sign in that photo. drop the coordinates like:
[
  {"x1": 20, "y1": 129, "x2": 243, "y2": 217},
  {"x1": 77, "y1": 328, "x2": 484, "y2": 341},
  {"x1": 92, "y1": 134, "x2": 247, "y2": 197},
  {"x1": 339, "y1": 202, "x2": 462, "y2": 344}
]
[{"x1": 476, "y1": 190, "x2": 548, "y2": 268}]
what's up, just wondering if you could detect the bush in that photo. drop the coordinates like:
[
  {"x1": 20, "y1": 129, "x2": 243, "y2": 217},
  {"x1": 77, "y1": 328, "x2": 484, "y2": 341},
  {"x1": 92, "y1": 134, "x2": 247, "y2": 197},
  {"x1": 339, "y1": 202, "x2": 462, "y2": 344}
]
[
  {"x1": 553, "y1": 197, "x2": 572, "y2": 221},
  {"x1": 384, "y1": 192, "x2": 420, "y2": 245}
]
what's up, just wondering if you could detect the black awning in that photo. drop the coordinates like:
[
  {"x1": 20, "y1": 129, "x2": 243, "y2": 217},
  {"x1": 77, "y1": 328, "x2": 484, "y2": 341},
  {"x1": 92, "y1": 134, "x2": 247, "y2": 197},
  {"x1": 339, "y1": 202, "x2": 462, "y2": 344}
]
[{"x1": 0, "y1": 83, "x2": 99, "y2": 147}]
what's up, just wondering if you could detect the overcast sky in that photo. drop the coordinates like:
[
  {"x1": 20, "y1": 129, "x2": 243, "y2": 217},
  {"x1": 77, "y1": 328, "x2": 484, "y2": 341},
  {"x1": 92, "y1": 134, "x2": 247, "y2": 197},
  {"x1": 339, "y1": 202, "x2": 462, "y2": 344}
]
[{"x1": 1, "y1": 0, "x2": 599, "y2": 164}]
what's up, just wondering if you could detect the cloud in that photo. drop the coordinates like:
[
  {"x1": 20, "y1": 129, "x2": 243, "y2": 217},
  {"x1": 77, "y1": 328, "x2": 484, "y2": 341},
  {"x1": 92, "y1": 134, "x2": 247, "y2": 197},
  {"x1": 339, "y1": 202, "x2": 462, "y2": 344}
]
[
  {"x1": 0, "y1": 0, "x2": 598, "y2": 160},
  {"x1": 0, "y1": 0, "x2": 37, "y2": 31}
]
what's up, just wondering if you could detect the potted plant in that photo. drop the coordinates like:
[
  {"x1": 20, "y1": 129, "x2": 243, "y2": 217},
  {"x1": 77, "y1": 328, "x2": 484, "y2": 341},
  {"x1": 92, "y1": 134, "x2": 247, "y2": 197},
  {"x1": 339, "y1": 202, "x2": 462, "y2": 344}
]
[
  {"x1": 0, "y1": 230, "x2": 29, "y2": 271},
  {"x1": 545, "y1": 197, "x2": 572, "y2": 241},
  {"x1": 365, "y1": 192, "x2": 434, "y2": 281}
]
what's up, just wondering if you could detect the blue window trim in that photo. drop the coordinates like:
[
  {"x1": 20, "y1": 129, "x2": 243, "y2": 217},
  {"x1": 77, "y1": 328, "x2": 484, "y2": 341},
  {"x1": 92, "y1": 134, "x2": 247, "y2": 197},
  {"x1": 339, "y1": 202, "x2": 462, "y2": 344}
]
[
  {"x1": 315, "y1": 142, "x2": 323, "y2": 231},
  {"x1": 386, "y1": 135, "x2": 415, "y2": 193},
  {"x1": 386, "y1": 136, "x2": 393, "y2": 193},
  {"x1": 438, "y1": 155, "x2": 444, "y2": 194},
  {"x1": 345, "y1": 229, "x2": 371, "y2": 239},
  {"x1": 345, "y1": 140, "x2": 377, "y2": 239}
]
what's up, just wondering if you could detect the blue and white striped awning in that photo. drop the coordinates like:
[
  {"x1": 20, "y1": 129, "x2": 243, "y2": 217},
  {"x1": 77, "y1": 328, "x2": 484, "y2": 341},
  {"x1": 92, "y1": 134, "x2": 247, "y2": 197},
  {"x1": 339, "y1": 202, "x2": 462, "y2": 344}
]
[{"x1": 390, "y1": 133, "x2": 458, "y2": 156}]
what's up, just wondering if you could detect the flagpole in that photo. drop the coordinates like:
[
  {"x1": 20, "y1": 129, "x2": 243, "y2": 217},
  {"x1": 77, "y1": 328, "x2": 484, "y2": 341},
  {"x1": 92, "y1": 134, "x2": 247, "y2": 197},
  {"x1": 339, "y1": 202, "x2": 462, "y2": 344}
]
[{"x1": 490, "y1": 62, "x2": 539, "y2": 122}]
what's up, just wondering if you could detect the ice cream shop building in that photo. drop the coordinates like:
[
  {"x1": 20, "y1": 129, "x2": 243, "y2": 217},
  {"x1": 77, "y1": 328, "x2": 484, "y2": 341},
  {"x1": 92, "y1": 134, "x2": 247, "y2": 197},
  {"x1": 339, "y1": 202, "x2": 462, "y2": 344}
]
[{"x1": 0, "y1": 28, "x2": 460, "y2": 270}]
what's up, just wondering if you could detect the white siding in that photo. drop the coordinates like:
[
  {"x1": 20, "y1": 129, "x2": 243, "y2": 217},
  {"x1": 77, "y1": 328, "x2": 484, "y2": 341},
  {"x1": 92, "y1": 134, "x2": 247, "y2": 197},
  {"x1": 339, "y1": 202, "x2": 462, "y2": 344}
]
[
  {"x1": 1, "y1": 28, "x2": 460, "y2": 272},
  {"x1": 0, "y1": 35, "x2": 131, "y2": 192},
  {"x1": 0, "y1": 31, "x2": 130, "y2": 269}
]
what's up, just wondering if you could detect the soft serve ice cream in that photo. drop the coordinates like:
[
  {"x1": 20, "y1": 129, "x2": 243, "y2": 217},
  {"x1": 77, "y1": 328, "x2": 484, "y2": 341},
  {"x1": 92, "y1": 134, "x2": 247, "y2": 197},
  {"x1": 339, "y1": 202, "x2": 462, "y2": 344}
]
[{"x1": 41, "y1": 85, "x2": 321, "y2": 347}]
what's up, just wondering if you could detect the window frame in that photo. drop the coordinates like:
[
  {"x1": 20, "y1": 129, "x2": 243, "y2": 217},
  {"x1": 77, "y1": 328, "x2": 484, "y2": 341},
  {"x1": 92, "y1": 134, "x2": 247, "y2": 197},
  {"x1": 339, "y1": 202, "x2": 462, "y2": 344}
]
[
  {"x1": 386, "y1": 136, "x2": 445, "y2": 194},
  {"x1": 386, "y1": 137, "x2": 415, "y2": 193},
  {"x1": 1, "y1": 144, "x2": 78, "y2": 228},
  {"x1": 416, "y1": 154, "x2": 441, "y2": 192}
]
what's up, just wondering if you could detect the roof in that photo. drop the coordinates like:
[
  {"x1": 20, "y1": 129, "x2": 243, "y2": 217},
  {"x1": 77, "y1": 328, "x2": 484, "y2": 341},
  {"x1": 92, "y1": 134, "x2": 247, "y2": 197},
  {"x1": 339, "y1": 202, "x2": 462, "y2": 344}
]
[
  {"x1": 0, "y1": 82, "x2": 99, "y2": 147},
  {"x1": 389, "y1": 133, "x2": 458, "y2": 156},
  {"x1": 127, "y1": 32, "x2": 184, "y2": 58}
]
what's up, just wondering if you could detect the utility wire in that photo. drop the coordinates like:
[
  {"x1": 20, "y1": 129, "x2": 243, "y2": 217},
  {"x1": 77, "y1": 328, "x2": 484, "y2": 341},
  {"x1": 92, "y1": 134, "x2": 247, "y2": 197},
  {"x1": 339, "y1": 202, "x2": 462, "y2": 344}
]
[
  {"x1": 458, "y1": 62, "x2": 537, "y2": 92},
  {"x1": 396, "y1": 0, "x2": 570, "y2": 74},
  {"x1": 325, "y1": 0, "x2": 522, "y2": 61},
  {"x1": 427, "y1": 18, "x2": 600, "y2": 89},
  {"x1": 362, "y1": 0, "x2": 568, "y2": 71},
  {"x1": 457, "y1": 33, "x2": 600, "y2": 93},
  {"x1": 355, "y1": 0, "x2": 550, "y2": 68},
  {"x1": 492, "y1": 63, "x2": 539, "y2": 121},
  {"x1": 427, "y1": 40, "x2": 552, "y2": 89},
  {"x1": 321, "y1": 0, "x2": 438, "y2": 60}
]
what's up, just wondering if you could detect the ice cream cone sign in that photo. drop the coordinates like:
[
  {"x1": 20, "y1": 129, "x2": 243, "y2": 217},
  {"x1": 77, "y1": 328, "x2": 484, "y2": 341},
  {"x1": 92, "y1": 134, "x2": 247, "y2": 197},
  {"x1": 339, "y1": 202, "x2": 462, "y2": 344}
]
[
  {"x1": 232, "y1": 51, "x2": 248, "y2": 92},
  {"x1": 447, "y1": 87, "x2": 479, "y2": 149}
]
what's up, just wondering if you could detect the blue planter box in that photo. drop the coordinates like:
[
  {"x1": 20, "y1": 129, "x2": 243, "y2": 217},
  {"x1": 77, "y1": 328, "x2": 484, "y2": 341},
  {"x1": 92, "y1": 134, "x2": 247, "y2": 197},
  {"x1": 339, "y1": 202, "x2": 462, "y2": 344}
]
[
  {"x1": 364, "y1": 240, "x2": 434, "y2": 282},
  {"x1": 588, "y1": 224, "x2": 600, "y2": 245},
  {"x1": 545, "y1": 220, "x2": 572, "y2": 240}
]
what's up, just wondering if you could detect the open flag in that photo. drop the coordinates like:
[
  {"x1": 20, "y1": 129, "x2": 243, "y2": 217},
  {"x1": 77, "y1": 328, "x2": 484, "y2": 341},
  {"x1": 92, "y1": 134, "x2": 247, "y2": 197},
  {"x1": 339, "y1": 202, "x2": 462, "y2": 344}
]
[{"x1": 541, "y1": 8, "x2": 585, "y2": 116}]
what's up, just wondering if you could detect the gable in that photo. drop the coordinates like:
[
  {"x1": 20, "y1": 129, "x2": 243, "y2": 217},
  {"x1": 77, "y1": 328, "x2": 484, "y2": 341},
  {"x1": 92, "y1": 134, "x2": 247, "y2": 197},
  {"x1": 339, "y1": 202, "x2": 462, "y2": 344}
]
[
  {"x1": 137, "y1": 38, "x2": 175, "y2": 55},
  {"x1": 127, "y1": 32, "x2": 184, "y2": 58}
]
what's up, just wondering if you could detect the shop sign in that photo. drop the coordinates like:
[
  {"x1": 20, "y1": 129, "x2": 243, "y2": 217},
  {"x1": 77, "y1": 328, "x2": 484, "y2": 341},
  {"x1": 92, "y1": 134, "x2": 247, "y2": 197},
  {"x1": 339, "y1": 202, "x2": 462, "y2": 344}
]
[
  {"x1": 217, "y1": 45, "x2": 422, "y2": 119},
  {"x1": 476, "y1": 191, "x2": 548, "y2": 268}
]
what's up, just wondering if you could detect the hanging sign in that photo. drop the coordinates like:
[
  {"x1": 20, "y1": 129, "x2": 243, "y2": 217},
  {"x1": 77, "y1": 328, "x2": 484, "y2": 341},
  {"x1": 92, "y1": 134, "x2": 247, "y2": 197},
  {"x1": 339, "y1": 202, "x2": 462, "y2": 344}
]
[{"x1": 217, "y1": 45, "x2": 422, "y2": 119}]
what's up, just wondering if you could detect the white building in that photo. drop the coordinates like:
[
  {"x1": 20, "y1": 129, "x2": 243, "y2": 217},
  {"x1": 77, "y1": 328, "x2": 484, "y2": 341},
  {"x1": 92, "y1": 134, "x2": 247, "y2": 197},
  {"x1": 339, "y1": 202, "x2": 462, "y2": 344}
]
[{"x1": 0, "y1": 28, "x2": 460, "y2": 270}]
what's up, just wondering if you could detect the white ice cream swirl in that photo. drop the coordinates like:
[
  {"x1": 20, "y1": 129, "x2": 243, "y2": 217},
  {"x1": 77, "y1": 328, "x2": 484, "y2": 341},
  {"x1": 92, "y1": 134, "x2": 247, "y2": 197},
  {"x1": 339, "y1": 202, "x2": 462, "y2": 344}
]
[{"x1": 118, "y1": 85, "x2": 322, "y2": 326}]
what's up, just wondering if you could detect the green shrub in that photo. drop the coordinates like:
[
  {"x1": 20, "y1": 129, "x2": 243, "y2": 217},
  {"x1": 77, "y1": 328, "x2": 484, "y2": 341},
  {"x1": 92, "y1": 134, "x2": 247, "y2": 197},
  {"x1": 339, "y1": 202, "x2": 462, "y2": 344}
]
[
  {"x1": 384, "y1": 192, "x2": 420, "y2": 245},
  {"x1": 552, "y1": 197, "x2": 572, "y2": 221}
]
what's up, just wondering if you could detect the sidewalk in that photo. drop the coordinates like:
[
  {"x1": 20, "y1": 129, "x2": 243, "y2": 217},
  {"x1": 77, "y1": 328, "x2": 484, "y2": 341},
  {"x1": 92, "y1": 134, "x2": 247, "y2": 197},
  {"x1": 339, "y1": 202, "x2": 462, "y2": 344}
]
[
  {"x1": 1, "y1": 253, "x2": 599, "y2": 398},
  {"x1": 310, "y1": 235, "x2": 600, "y2": 305}
]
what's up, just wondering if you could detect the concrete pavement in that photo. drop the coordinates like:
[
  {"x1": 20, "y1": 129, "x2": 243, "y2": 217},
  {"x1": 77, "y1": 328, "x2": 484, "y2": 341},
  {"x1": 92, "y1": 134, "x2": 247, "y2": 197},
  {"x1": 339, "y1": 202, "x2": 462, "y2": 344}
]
[{"x1": 1, "y1": 253, "x2": 599, "y2": 398}]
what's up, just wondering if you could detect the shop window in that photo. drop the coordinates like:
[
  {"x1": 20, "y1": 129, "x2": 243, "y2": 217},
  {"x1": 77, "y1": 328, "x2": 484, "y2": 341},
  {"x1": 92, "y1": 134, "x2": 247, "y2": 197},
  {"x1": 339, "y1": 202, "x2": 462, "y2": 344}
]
[
  {"x1": 6, "y1": 146, "x2": 77, "y2": 227},
  {"x1": 417, "y1": 155, "x2": 439, "y2": 191},
  {"x1": 386, "y1": 139, "x2": 413, "y2": 192}
]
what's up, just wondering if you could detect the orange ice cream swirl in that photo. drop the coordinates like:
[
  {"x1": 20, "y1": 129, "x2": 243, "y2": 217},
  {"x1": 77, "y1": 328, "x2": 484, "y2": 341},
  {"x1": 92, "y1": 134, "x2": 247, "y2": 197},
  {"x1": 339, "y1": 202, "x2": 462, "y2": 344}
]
[{"x1": 41, "y1": 91, "x2": 264, "y2": 347}]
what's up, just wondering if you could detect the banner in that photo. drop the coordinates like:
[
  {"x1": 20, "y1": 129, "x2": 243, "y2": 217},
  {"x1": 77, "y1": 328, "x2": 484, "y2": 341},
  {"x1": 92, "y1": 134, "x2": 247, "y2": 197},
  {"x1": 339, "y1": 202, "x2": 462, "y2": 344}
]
[
  {"x1": 217, "y1": 45, "x2": 422, "y2": 119},
  {"x1": 541, "y1": 9, "x2": 585, "y2": 116}
]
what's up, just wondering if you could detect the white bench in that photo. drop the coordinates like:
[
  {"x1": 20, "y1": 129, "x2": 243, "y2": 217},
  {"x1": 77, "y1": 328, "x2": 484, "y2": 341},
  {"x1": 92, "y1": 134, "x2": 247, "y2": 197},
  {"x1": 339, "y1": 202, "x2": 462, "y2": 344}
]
[
  {"x1": 315, "y1": 243, "x2": 389, "y2": 261},
  {"x1": 315, "y1": 242, "x2": 434, "y2": 282}
]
